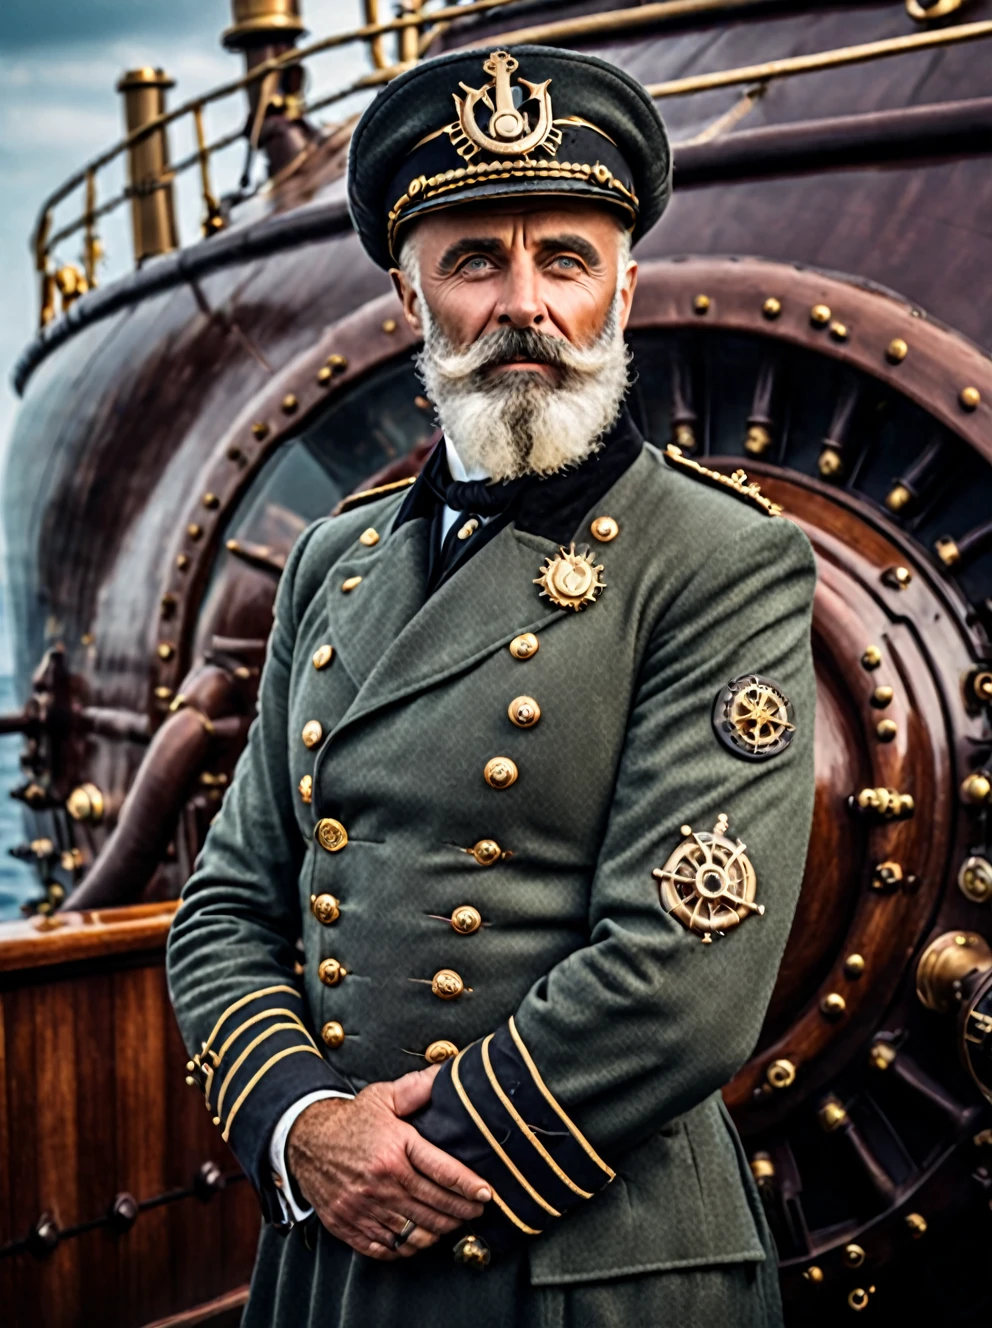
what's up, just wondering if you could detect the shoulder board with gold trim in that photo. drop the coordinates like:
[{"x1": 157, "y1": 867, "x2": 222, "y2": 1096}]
[
  {"x1": 663, "y1": 445, "x2": 783, "y2": 518},
  {"x1": 333, "y1": 476, "x2": 417, "y2": 516}
]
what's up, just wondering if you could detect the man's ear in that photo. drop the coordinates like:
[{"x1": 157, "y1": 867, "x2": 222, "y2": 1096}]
[
  {"x1": 617, "y1": 258, "x2": 638, "y2": 332},
  {"x1": 389, "y1": 265, "x2": 424, "y2": 338}
]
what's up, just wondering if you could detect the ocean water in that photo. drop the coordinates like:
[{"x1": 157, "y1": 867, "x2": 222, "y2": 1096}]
[{"x1": 0, "y1": 673, "x2": 37, "y2": 920}]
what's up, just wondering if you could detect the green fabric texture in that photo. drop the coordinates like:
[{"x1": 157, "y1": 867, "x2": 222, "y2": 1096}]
[{"x1": 167, "y1": 441, "x2": 816, "y2": 1324}]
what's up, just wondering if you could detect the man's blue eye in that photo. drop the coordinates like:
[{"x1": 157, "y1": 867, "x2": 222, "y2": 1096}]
[
  {"x1": 556, "y1": 256, "x2": 578, "y2": 268},
  {"x1": 466, "y1": 257, "x2": 490, "y2": 270}
]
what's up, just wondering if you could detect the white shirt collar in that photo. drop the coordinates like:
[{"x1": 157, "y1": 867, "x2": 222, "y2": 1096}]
[{"x1": 444, "y1": 435, "x2": 489, "y2": 484}]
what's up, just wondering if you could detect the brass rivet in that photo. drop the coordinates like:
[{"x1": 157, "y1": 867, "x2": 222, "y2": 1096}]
[
  {"x1": 886, "y1": 337, "x2": 908, "y2": 364},
  {"x1": 961, "y1": 771, "x2": 992, "y2": 805},
  {"x1": 861, "y1": 645, "x2": 882, "y2": 670},
  {"x1": 359, "y1": 527, "x2": 380, "y2": 547},
  {"x1": 251, "y1": 421, "x2": 269, "y2": 439},
  {"x1": 972, "y1": 671, "x2": 992, "y2": 703},
  {"x1": 66, "y1": 783, "x2": 105, "y2": 823},
  {"x1": 871, "y1": 860, "x2": 904, "y2": 891},
  {"x1": 870, "y1": 1040, "x2": 896, "y2": 1071},
  {"x1": 843, "y1": 1244, "x2": 866, "y2": 1268},
  {"x1": 317, "y1": 366, "x2": 332, "y2": 386},
  {"x1": 176, "y1": 554, "x2": 189, "y2": 571},
  {"x1": 282, "y1": 394, "x2": 298, "y2": 414},
  {"x1": 318, "y1": 957, "x2": 347, "y2": 987},
  {"x1": 960, "y1": 386, "x2": 981, "y2": 411},
  {"x1": 327, "y1": 354, "x2": 348, "y2": 374},
  {"x1": 882, "y1": 565, "x2": 913, "y2": 590},
  {"x1": 312, "y1": 644, "x2": 334, "y2": 670},
  {"x1": 829, "y1": 320, "x2": 848, "y2": 341},
  {"x1": 298, "y1": 774, "x2": 312, "y2": 804},
  {"x1": 509, "y1": 633, "x2": 539, "y2": 660},
  {"x1": 745, "y1": 425, "x2": 772, "y2": 456},
  {"x1": 508, "y1": 695, "x2": 541, "y2": 728},
  {"x1": 750, "y1": 1152, "x2": 775, "y2": 1180},
  {"x1": 958, "y1": 855, "x2": 992, "y2": 903},
  {"x1": 187, "y1": 523, "x2": 202, "y2": 540},
  {"x1": 935, "y1": 536, "x2": 960, "y2": 567},
  {"x1": 820, "y1": 992, "x2": 847, "y2": 1019},
  {"x1": 818, "y1": 1098, "x2": 848, "y2": 1132},
  {"x1": 315, "y1": 817, "x2": 348, "y2": 853},
  {"x1": 905, "y1": 1212, "x2": 927, "y2": 1238},
  {"x1": 311, "y1": 892, "x2": 340, "y2": 925},
  {"x1": 844, "y1": 953, "x2": 865, "y2": 979},
  {"x1": 810, "y1": 303, "x2": 831, "y2": 327},
  {"x1": 321, "y1": 1020, "x2": 345, "y2": 1048},
  {"x1": 431, "y1": 969, "x2": 465, "y2": 1000},
  {"x1": 762, "y1": 297, "x2": 781, "y2": 319},
  {"x1": 484, "y1": 756, "x2": 518, "y2": 790},
  {"x1": 202, "y1": 492, "x2": 219, "y2": 510},
  {"x1": 154, "y1": 686, "x2": 174, "y2": 701},
  {"x1": 885, "y1": 483, "x2": 912, "y2": 513},
  {"x1": 302, "y1": 719, "x2": 323, "y2": 748},
  {"x1": 876, "y1": 718, "x2": 897, "y2": 742},
  {"x1": 766, "y1": 1058, "x2": 797, "y2": 1089},
  {"x1": 382, "y1": 318, "x2": 398, "y2": 334},
  {"x1": 341, "y1": 576, "x2": 363, "y2": 593},
  {"x1": 818, "y1": 446, "x2": 843, "y2": 479},
  {"x1": 591, "y1": 515, "x2": 619, "y2": 542},
  {"x1": 692, "y1": 293, "x2": 710, "y2": 314},
  {"x1": 803, "y1": 1266, "x2": 824, "y2": 1285},
  {"x1": 451, "y1": 905, "x2": 482, "y2": 935},
  {"x1": 848, "y1": 1289, "x2": 870, "y2": 1312},
  {"x1": 871, "y1": 685, "x2": 893, "y2": 708},
  {"x1": 157, "y1": 642, "x2": 175, "y2": 661}
]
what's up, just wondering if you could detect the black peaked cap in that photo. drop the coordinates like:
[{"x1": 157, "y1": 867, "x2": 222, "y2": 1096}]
[{"x1": 348, "y1": 45, "x2": 672, "y2": 270}]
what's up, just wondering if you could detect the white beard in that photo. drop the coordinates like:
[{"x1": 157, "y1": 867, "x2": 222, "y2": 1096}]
[{"x1": 413, "y1": 288, "x2": 632, "y2": 483}]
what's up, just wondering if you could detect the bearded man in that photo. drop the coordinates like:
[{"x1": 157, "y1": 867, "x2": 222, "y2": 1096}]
[{"x1": 167, "y1": 44, "x2": 816, "y2": 1328}]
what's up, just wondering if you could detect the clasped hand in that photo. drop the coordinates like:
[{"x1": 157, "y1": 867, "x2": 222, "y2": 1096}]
[{"x1": 287, "y1": 1063, "x2": 490, "y2": 1260}]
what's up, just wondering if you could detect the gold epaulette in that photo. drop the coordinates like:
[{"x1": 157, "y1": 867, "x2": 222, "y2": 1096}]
[
  {"x1": 663, "y1": 445, "x2": 783, "y2": 518},
  {"x1": 333, "y1": 476, "x2": 417, "y2": 516}
]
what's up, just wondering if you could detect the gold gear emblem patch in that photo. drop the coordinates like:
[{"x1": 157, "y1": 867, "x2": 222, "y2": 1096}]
[
  {"x1": 653, "y1": 814, "x2": 763, "y2": 943},
  {"x1": 534, "y1": 543, "x2": 606, "y2": 611},
  {"x1": 713, "y1": 674, "x2": 795, "y2": 761}
]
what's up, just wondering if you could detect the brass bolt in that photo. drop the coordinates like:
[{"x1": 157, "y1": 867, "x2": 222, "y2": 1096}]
[
  {"x1": 848, "y1": 1288, "x2": 870, "y2": 1312},
  {"x1": 762, "y1": 297, "x2": 782, "y2": 319},
  {"x1": 958, "y1": 855, "x2": 992, "y2": 904},
  {"x1": 251, "y1": 421, "x2": 269, "y2": 439},
  {"x1": 187, "y1": 523, "x2": 202, "y2": 540},
  {"x1": 693, "y1": 294, "x2": 710, "y2": 314},
  {"x1": 844, "y1": 953, "x2": 866, "y2": 979},
  {"x1": 317, "y1": 366, "x2": 332, "y2": 386},
  {"x1": 972, "y1": 671, "x2": 992, "y2": 703},
  {"x1": 886, "y1": 337, "x2": 909, "y2": 364},
  {"x1": 803, "y1": 1266, "x2": 824, "y2": 1285},
  {"x1": 766, "y1": 1058, "x2": 797, "y2": 1089},
  {"x1": 960, "y1": 386, "x2": 981, "y2": 411},
  {"x1": 861, "y1": 645, "x2": 882, "y2": 670},
  {"x1": 818, "y1": 446, "x2": 844, "y2": 479},
  {"x1": 829, "y1": 320, "x2": 848, "y2": 341},
  {"x1": 871, "y1": 685, "x2": 893, "y2": 708},
  {"x1": 282, "y1": 393, "x2": 298, "y2": 414},
  {"x1": 810, "y1": 303, "x2": 831, "y2": 326},
  {"x1": 750, "y1": 1152, "x2": 775, "y2": 1180},
  {"x1": 154, "y1": 686, "x2": 174, "y2": 701},
  {"x1": 935, "y1": 536, "x2": 960, "y2": 567},
  {"x1": 202, "y1": 492, "x2": 219, "y2": 510},
  {"x1": 157, "y1": 642, "x2": 175, "y2": 661},
  {"x1": 905, "y1": 1212, "x2": 927, "y2": 1238},
  {"x1": 820, "y1": 992, "x2": 847, "y2": 1019},
  {"x1": 818, "y1": 1097, "x2": 848, "y2": 1132},
  {"x1": 843, "y1": 1243, "x2": 865, "y2": 1268},
  {"x1": 327, "y1": 354, "x2": 348, "y2": 374},
  {"x1": 176, "y1": 554, "x2": 190, "y2": 571},
  {"x1": 885, "y1": 483, "x2": 912, "y2": 513},
  {"x1": 382, "y1": 318, "x2": 397, "y2": 334},
  {"x1": 876, "y1": 718, "x2": 898, "y2": 742},
  {"x1": 872, "y1": 860, "x2": 904, "y2": 891},
  {"x1": 961, "y1": 771, "x2": 992, "y2": 805},
  {"x1": 870, "y1": 1040, "x2": 897, "y2": 1071},
  {"x1": 882, "y1": 565, "x2": 913, "y2": 589},
  {"x1": 744, "y1": 425, "x2": 772, "y2": 456}
]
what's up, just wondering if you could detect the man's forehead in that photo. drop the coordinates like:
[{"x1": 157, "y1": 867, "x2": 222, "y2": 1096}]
[{"x1": 412, "y1": 199, "x2": 625, "y2": 247}]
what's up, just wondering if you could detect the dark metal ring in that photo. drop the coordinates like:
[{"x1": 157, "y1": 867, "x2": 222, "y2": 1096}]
[{"x1": 392, "y1": 1218, "x2": 417, "y2": 1250}]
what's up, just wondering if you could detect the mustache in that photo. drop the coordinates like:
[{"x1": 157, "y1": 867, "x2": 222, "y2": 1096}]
[{"x1": 423, "y1": 321, "x2": 619, "y2": 389}]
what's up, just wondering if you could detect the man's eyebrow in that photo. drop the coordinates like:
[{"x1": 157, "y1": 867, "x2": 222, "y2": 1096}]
[
  {"x1": 436, "y1": 236, "x2": 504, "y2": 273},
  {"x1": 535, "y1": 233, "x2": 604, "y2": 269}
]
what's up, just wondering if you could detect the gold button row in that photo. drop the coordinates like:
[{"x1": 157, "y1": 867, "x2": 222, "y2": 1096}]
[
  {"x1": 319, "y1": 1030, "x2": 458, "y2": 1060},
  {"x1": 431, "y1": 969, "x2": 465, "y2": 1000},
  {"x1": 311, "y1": 892, "x2": 340, "y2": 925},
  {"x1": 318, "y1": 957, "x2": 347, "y2": 986}
]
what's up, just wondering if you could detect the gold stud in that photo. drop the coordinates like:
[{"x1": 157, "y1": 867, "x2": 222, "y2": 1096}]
[
  {"x1": 176, "y1": 554, "x2": 190, "y2": 571},
  {"x1": 958, "y1": 856, "x2": 992, "y2": 903},
  {"x1": 302, "y1": 719, "x2": 323, "y2": 748},
  {"x1": 318, "y1": 957, "x2": 347, "y2": 987},
  {"x1": 935, "y1": 536, "x2": 960, "y2": 567},
  {"x1": 961, "y1": 771, "x2": 992, "y2": 805},
  {"x1": 843, "y1": 1244, "x2": 865, "y2": 1268},
  {"x1": 312, "y1": 644, "x2": 334, "y2": 670},
  {"x1": 310, "y1": 892, "x2": 340, "y2": 925},
  {"x1": 818, "y1": 1098, "x2": 848, "y2": 1132},
  {"x1": 484, "y1": 757, "x2": 518, "y2": 790},
  {"x1": 154, "y1": 686, "x2": 174, "y2": 701},
  {"x1": 818, "y1": 446, "x2": 843, "y2": 479},
  {"x1": 886, "y1": 338, "x2": 908, "y2": 364},
  {"x1": 508, "y1": 696, "x2": 541, "y2": 728},
  {"x1": 327, "y1": 354, "x2": 348, "y2": 374},
  {"x1": 282, "y1": 394, "x2": 298, "y2": 414},
  {"x1": 871, "y1": 860, "x2": 904, "y2": 891},
  {"x1": 359, "y1": 528, "x2": 380, "y2": 547},
  {"x1": 321, "y1": 1021, "x2": 345, "y2": 1048},
  {"x1": 187, "y1": 523, "x2": 203, "y2": 540},
  {"x1": 317, "y1": 366, "x2": 332, "y2": 386},
  {"x1": 315, "y1": 817, "x2": 348, "y2": 853},
  {"x1": 960, "y1": 386, "x2": 981, "y2": 411},
  {"x1": 431, "y1": 969, "x2": 465, "y2": 1000},
  {"x1": 820, "y1": 992, "x2": 847, "y2": 1019},
  {"x1": 870, "y1": 1040, "x2": 896, "y2": 1071},
  {"x1": 844, "y1": 953, "x2": 866, "y2": 979},
  {"x1": 810, "y1": 304, "x2": 831, "y2": 327},
  {"x1": 425, "y1": 1039, "x2": 458, "y2": 1063},
  {"x1": 766, "y1": 1059, "x2": 797, "y2": 1089},
  {"x1": 341, "y1": 576, "x2": 363, "y2": 593},
  {"x1": 382, "y1": 318, "x2": 397, "y2": 334},
  {"x1": 590, "y1": 515, "x2": 619, "y2": 542},
  {"x1": 803, "y1": 1266, "x2": 824, "y2": 1285},
  {"x1": 745, "y1": 425, "x2": 772, "y2": 456},
  {"x1": 882, "y1": 565, "x2": 913, "y2": 589},
  {"x1": 885, "y1": 483, "x2": 912, "y2": 513},
  {"x1": 509, "y1": 633, "x2": 539, "y2": 660},
  {"x1": 871, "y1": 685, "x2": 893, "y2": 708},
  {"x1": 861, "y1": 645, "x2": 882, "y2": 670},
  {"x1": 693, "y1": 294, "x2": 710, "y2": 314},
  {"x1": 251, "y1": 421, "x2": 269, "y2": 439},
  {"x1": 202, "y1": 492, "x2": 219, "y2": 509},
  {"x1": 905, "y1": 1212, "x2": 927, "y2": 1238},
  {"x1": 451, "y1": 905, "x2": 482, "y2": 935},
  {"x1": 157, "y1": 642, "x2": 175, "y2": 661},
  {"x1": 829, "y1": 320, "x2": 848, "y2": 341},
  {"x1": 298, "y1": 774, "x2": 312, "y2": 804},
  {"x1": 848, "y1": 1289, "x2": 870, "y2": 1312},
  {"x1": 467, "y1": 839, "x2": 503, "y2": 866},
  {"x1": 762, "y1": 297, "x2": 782, "y2": 319},
  {"x1": 876, "y1": 718, "x2": 897, "y2": 742}
]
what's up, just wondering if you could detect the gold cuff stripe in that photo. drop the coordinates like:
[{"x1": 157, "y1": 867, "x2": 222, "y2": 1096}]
[
  {"x1": 507, "y1": 1016, "x2": 615, "y2": 1182},
  {"x1": 216, "y1": 1022, "x2": 318, "y2": 1122},
  {"x1": 480, "y1": 1035, "x2": 593, "y2": 1200},
  {"x1": 206, "y1": 1008, "x2": 309, "y2": 1110},
  {"x1": 201, "y1": 984, "x2": 301, "y2": 1060},
  {"x1": 485, "y1": 1184, "x2": 543, "y2": 1237},
  {"x1": 451, "y1": 1048, "x2": 561, "y2": 1218},
  {"x1": 221, "y1": 1044, "x2": 324, "y2": 1143}
]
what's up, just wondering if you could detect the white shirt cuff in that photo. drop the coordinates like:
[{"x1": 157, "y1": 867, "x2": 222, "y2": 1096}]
[{"x1": 269, "y1": 1089, "x2": 353, "y2": 1223}]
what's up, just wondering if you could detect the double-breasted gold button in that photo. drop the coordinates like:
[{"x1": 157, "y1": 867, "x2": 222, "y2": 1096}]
[
  {"x1": 484, "y1": 757, "x2": 518, "y2": 790},
  {"x1": 315, "y1": 817, "x2": 348, "y2": 853},
  {"x1": 431, "y1": 969, "x2": 465, "y2": 1000},
  {"x1": 508, "y1": 696, "x2": 540, "y2": 728},
  {"x1": 425, "y1": 1039, "x2": 458, "y2": 1064},
  {"x1": 509, "y1": 633, "x2": 539, "y2": 660},
  {"x1": 312, "y1": 644, "x2": 334, "y2": 670},
  {"x1": 311, "y1": 893, "x2": 340, "y2": 925},
  {"x1": 451, "y1": 905, "x2": 482, "y2": 935},
  {"x1": 359, "y1": 528, "x2": 380, "y2": 547},
  {"x1": 457, "y1": 518, "x2": 479, "y2": 541},
  {"x1": 302, "y1": 720, "x2": 323, "y2": 748},
  {"x1": 299, "y1": 774, "x2": 313, "y2": 804},
  {"x1": 341, "y1": 576, "x2": 362, "y2": 593},
  {"x1": 590, "y1": 515, "x2": 619, "y2": 542},
  {"x1": 321, "y1": 1020, "x2": 345, "y2": 1048},
  {"x1": 318, "y1": 957, "x2": 347, "y2": 987},
  {"x1": 468, "y1": 839, "x2": 503, "y2": 866}
]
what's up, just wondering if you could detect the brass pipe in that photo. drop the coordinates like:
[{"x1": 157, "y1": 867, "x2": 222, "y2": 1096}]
[
  {"x1": 399, "y1": 0, "x2": 425, "y2": 65},
  {"x1": 193, "y1": 104, "x2": 225, "y2": 236},
  {"x1": 116, "y1": 67, "x2": 179, "y2": 265},
  {"x1": 363, "y1": 0, "x2": 390, "y2": 70},
  {"x1": 83, "y1": 169, "x2": 99, "y2": 288},
  {"x1": 222, "y1": 0, "x2": 306, "y2": 49}
]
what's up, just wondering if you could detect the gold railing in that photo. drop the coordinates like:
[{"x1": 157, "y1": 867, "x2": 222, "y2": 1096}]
[{"x1": 33, "y1": 0, "x2": 991, "y2": 329}]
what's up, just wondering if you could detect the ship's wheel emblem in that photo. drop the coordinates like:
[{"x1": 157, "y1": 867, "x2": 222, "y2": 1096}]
[
  {"x1": 653, "y1": 814, "x2": 763, "y2": 943},
  {"x1": 713, "y1": 674, "x2": 795, "y2": 761},
  {"x1": 452, "y1": 50, "x2": 560, "y2": 160},
  {"x1": 534, "y1": 543, "x2": 606, "y2": 611}
]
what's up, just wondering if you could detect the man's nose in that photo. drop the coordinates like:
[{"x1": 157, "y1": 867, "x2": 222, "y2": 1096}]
[{"x1": 495, "y1": 255, "x2": 546, "y2": 328}]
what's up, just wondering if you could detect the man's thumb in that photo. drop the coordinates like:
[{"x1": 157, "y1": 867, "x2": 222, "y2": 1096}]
[{"x1": 391, "y1": 1062, "x2": 441, "y2": 1117}]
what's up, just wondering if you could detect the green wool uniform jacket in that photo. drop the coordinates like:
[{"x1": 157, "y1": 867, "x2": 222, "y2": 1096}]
[{"x1": 166, "y1": 424, "x2": 816, "y2": 1317}]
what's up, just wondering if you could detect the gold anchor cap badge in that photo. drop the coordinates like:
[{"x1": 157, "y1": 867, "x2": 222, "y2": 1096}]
[
  {"x1": 653, "y1": 814, "x2": 763, "y2": 944},
  {"x1": 451, "y1": 50, "x2": 561, "y2": 161},
  {"x1": 534, "y1": 543, "x2": 606, "y2": 611}
]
